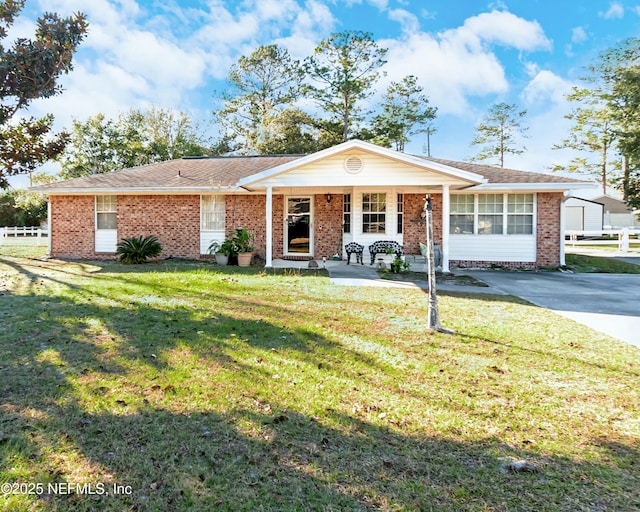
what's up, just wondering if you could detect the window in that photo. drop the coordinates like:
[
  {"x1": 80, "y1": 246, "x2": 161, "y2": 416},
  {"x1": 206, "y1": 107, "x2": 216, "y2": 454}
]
[
  {"x1": 362, "y1": 193, "x2": 386, "y2": 233},
  {"x1": 450, "y1": 193, "x2": 535, "y2": 235},
  {"x1": 201, "y1": 195, "x2": 225, "y2": 231},
  {"x1": 96, "y1": 196, "x2": 117, "y2": 229},
  {"x1": 478, "y1": 194, "x2": 503, "y2": 235},
  {"x1": 450, "y1": 195, "x2": 474, "y2": 234},
  {"x1": 507, "y1": 194, "x2": 534, "y2": 234},
  {"x1": 397, "y1": 194, "x2": 404, "y2": 234},
  {"x1": 343, "y1": 194, "x2": 351, "y2": 233}
]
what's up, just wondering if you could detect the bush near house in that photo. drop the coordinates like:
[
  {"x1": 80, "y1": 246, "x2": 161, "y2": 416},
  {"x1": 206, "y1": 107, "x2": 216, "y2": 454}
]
[{"x1": 116, "y1": 235, "x2": 162, "y2": 264}]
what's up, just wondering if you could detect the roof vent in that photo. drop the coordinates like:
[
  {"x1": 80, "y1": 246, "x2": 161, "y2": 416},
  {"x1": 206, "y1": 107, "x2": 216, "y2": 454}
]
[{"x1": 344, "y1": 155, "x2": 363, "y2": 174}]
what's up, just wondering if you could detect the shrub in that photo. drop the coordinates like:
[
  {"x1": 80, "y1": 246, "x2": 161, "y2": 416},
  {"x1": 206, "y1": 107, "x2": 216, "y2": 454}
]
[{"x1": 116, "y1": 235, "x2": 162, "y2": 264}]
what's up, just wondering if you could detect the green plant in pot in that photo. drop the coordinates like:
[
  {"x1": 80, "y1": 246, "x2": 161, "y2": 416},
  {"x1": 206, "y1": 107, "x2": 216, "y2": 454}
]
[
  {"x1": 229, "y1": 227, "x2": 255, "y2": 267},
  {"x1": 207, "y1": 240, "x2": 234, "y2": 266}
]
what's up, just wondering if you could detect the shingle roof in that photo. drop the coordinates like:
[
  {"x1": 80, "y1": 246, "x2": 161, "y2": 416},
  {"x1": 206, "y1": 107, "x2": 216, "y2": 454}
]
[
  {"x1": 422, "y1": 157, "x2": 584, "y2": 184},
  {"x1": 32, "y1": 155, "x2": 304, "y2": 192},
  {"x1": 31, "y1": 147, "x2": 588, "y2": 194}
]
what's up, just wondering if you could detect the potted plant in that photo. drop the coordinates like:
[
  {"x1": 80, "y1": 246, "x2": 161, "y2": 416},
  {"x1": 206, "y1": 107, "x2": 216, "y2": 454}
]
[
  {"x1": 207, "y1": 240, "x2": 234, "y2": 266},
  {"x1": 229, "y1": 227, "x2": 255, "y2": 267},
  {"x1": 377, "y1": 245, "x2": 396, "y2": 267}
]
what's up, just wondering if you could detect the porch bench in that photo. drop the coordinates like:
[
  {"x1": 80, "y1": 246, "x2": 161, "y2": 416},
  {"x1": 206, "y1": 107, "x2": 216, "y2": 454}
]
[
  {"x1": 344, "y1": 242, "x2": 364, "y2": 265},
  {"x1": 368, "y1": 240, "x2": 403, "y2": 265}
]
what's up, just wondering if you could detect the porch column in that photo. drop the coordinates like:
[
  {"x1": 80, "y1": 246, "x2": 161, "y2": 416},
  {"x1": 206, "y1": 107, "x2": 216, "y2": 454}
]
[
  {"x1": 441, "y1": 185, "x2": 450, "y2": 272},
  {"x1": 265, "y1": 186, "x2": 273, "y2": 268}
]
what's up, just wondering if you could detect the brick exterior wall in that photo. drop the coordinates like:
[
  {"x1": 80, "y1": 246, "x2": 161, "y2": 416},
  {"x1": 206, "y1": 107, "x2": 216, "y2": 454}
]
[
  {"x1": 50, "y1": 195, "x2": 96, "y2": 258},
  {"x1": 536, "y1": 192, "x2": 563, "y2": 268},
  {"x1": 314, "y1": 194, "x2": 344, "y2": 259},
  {"x1": 118, "y1": 195, "x2": 200, "y2": 259},
  {"x1": 402, "y1": 194, "x2": 443, "y2": 254},
  {"x1": 48, "y1": 191, "x2": 565, "y2": 267}
]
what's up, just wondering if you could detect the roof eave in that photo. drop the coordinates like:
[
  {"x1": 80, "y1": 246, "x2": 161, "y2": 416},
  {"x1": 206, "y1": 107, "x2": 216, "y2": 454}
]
[
  {"x1": 28, "y1": 186, "x2": 244, "y2": 195},
  {"x1": 466, "y1": 182, "x2": 595, "y2": 191}
]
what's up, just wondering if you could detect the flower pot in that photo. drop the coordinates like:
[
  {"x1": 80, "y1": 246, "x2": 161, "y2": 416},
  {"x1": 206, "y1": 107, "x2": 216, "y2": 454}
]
[
  {"x1": 237, "y1": 252, "x2": 252, "y2": 267},
  {"x1": 215, "y1": 253, "x2": 229, "y2": 266}
]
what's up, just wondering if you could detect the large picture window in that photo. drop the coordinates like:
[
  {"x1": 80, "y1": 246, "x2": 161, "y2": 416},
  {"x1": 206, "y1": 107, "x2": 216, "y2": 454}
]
[
  {"x1": 362, "y1": 193, "x2": 386, "y2": 233},
  {"x1": 201, "y1": 195, "x2": 225, "y2": 231},
  {"x1": 96, "y1": 196, "x2": 117, "y2": 229},
  {"x1": 450, "y1": 193, "x2": 534, "y2": 235}
]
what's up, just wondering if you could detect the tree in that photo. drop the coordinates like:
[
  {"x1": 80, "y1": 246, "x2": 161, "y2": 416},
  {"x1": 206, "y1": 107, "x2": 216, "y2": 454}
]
[
  {"x1": 372, "y1": 75, "x2": 437, "y2": 152},
  {"x1": 58, "y1": 108, "x2": 210, "y2": 179},
  {"x1": 0, "y1": 1, "x2": 88, "y2": 188},
  {"x1": 215, "y1": 44, "x2": 315, "y2": 154},
  {"x1": 303, "y1": 31, "x2": 388, "y2": 144},
  {"x1": 470, "y1": 103, "x2": 528, "y2": 167},
  {"x1": 553, "y1": 38, "x2": 640, "y2": 200},
  {"x1": 551, "y1": 86, "x2": 618, "y2": 194}
]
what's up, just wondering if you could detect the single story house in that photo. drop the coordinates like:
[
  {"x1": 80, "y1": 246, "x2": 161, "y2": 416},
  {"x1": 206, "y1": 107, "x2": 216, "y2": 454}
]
[
  {"x1": 30, "y1": 139, "x2": 591, "y2": 271},
  {"x1": 593, "y1": 195, "x2": 640, "y2": 229}
]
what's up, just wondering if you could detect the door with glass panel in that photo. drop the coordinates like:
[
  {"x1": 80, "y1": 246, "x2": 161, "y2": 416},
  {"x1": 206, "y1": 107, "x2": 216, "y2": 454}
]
[{"x1": 285, "y1": 197, "x2": 312, "y2": 255}]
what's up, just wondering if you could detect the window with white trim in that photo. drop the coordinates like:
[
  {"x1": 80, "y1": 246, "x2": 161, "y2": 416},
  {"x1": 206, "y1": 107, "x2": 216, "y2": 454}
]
[
  {"x1": 450, "y1": 193, "x2": 534, "y2": 235},
  {"x1": 478, "y1": 194, "x2": 503, "y2": 235},
  {"x1": 201, "y1": 195, "x2": 225, "y2": 231},
  {"x1": 507, "y1": 194, "x2": 534, "y2": 234},
  {"x1": 343, "y1": 194, "x2": 351, "y2": 233},
  {"x1": 96, "y1": 196, "x2": 117, "y2": 229},
  {"x1": 362, "y1": 193, "x2": 386, "y2": 233},
  {"x1": 397, "y1": 193, "x2": 404, "y2": 234},
  {"x1": 450, "y1": 194, "x2": 474, "y2": 234}
]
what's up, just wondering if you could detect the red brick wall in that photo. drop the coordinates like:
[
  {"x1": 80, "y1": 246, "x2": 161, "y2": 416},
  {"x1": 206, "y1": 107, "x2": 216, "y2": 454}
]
[
  {"x1": 225, "y1": 195, "x2": 267, "y2": 259},
  {"x1": 536, "y1": 192, "x2": 562, "y2": 268},
  {"x1": 403, "y1": 194, "x2": 443, "y2": 254},
  {"x1": 50, "y1": 195, "x2": 96, "y2": 258},
  {"x1": 118, "y1": 195, "x2": 200, "y2": 259},
  {"x1": 314, "y1": 194, "x2": 343, "y2": 259}
]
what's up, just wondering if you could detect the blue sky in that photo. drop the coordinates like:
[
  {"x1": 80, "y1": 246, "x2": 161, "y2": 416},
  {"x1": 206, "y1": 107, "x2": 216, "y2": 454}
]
[{"x1": 9, "y1": 0, "x2": 640, "y2": 189}]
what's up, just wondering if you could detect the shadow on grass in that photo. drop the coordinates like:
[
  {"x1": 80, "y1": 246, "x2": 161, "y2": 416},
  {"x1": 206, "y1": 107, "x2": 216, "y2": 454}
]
[{"x1": 1, "y1": 257, "x2": 639, "y2": 510}]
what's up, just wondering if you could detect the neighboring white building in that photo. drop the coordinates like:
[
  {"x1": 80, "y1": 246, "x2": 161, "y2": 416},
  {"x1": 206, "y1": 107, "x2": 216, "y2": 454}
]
[
  {"x1": 593, "y1": 195, "x2": 640, "y2": 229},
  {"x1": 565, "y1": 196, "x2": 604, "y2": 232}
]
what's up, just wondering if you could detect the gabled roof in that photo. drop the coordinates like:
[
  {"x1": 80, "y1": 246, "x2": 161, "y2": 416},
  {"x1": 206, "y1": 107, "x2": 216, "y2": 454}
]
[{"x1": 30, "y1": 139, "x2": 591, "y2": 195}]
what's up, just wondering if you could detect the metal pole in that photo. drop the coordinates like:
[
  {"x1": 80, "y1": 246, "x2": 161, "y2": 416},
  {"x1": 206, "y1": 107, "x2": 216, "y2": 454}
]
[{"x1": 425, "y1": 195, "x2": 442, "y2": 331}]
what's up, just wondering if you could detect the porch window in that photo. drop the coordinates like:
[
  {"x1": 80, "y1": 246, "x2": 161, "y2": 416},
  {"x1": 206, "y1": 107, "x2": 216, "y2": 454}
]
[
  {"x1": 450, "y1": 193, "x2": 535, "y2": 235},
  {"x1": 507, "y1": 194, "x2": 534, "y2": 234},
  {"x1": 96, "y1": 196, "x2": 117, "y2": 229},
  {"x1": 397, "y1": 194, "x2": 404, "y2": 234},
  {"x1": 201, "y1": 195, "x2": 225, "y2": 231},
  {"x1": 343, "y1": 194, "x2": 351, "y2": 233},
  {"x1": 478, "y1": 194, "x2": 503, "y2": 235},
  {"x1": 450, "y1": 194, "x2": 474, "y2": 234},
  {"x1": 362, "y1": 193, "x2": 386, "y2": 233}
]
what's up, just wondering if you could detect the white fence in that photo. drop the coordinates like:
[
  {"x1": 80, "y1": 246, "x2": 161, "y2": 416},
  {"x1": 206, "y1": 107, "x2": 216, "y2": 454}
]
[
  {"x1": 565, "y1": 229, "x2": 640, "y2": 239},
  {"x1": 0, "y1": 226, "x2": 48, "y2": 244}
]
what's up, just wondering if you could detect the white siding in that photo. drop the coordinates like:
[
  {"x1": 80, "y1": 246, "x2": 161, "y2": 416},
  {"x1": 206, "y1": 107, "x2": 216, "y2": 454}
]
[
  {"x1": 95, "y1": 230, "x2": 117, "y2": 253},
  {"x1": 258, "y1": 152, "x2": 474, "y2": 188},
  {"x1": 449, "y1": 235, "x2": 536, "y2": 262},
  {"x1": 565, "y1": 198, "x2": 602, "y2": 231},
  {"x1": 200, "y1": 233, "x2": 224, "y2": 255}
]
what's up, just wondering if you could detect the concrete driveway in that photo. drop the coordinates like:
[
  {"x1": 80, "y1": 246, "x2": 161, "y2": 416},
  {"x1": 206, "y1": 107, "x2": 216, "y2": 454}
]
[{"x1": 463, "y1": 270, "x2": 640, "y2": 347}]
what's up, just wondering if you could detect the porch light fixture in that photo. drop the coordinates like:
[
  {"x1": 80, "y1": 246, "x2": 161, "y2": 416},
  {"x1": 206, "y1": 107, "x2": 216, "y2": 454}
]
[{"x1": 326, "y1": 193, "x2": 332, "y2": 203}]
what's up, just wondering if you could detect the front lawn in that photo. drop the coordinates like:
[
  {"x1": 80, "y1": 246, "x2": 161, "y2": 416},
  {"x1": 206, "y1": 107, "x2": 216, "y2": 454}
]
[{"x1": 1, "y1": 254, "x2": 639, "y2": 511}]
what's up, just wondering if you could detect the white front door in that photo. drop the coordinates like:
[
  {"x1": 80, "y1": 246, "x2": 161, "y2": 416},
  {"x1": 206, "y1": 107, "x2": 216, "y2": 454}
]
[{"x1": 285, "y1": 196, "x2": 313, "y2": 255}]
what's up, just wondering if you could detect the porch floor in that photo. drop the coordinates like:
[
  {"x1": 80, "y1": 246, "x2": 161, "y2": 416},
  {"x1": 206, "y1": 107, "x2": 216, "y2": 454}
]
[{"x1": 271, "y1": 255, "x2": 429, "y2": 273}]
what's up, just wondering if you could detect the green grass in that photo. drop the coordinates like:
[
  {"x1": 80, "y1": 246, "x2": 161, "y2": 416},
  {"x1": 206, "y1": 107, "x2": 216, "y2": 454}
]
[
  {"x1": 1, "y1": 252, "x2": 639, "y2": 511},
  {"x1": 566, "y1": 253, "x2": 640, "y2": 273}
]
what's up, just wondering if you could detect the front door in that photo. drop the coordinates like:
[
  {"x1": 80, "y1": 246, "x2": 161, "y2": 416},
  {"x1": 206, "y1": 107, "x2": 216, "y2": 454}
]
[{"x1": 285, "y1": 197, "x2": 312, "y2": 255}]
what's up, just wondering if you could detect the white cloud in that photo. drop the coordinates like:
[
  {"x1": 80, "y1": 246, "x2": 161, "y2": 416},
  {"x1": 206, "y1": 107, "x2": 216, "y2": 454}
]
[
  {"x1": 388, "y1": 9, "x2": 420, "y2": 35},
  {"x1": 600, "y1": 2, "x2": 625, "y2": 19},
  {"x1": 572, "y1": 26, "x2": 588, "y2": 43},
  {"x1": 521, "y1": 69, "x2": 573, "y2": 105},
  {"x1": 380, "y1": 10, "x2": 552, "y2": 115}
]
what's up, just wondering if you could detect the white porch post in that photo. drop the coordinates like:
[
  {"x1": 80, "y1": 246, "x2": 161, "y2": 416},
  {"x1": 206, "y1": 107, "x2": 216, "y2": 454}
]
[
  {"x1": 441, "y1": 185, "x2": 450, "y2": 272},
  {"x1": 560, "y1": 196, "x2": 566, "y2": 266},
  {"x1": 265, "y1": 186, "x2": 273, "y2": 268}
]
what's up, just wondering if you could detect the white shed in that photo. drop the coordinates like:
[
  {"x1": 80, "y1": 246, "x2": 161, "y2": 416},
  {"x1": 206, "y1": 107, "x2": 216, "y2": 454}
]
[{"x1": 565, "y1": 196, "x2": 603, "y2": 231}]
